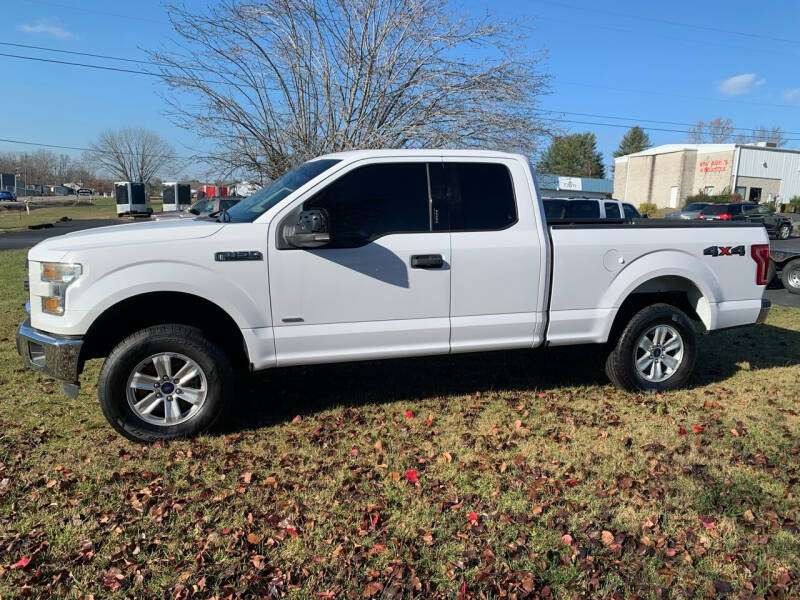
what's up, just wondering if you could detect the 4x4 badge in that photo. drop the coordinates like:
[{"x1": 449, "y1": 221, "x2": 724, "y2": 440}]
[{"x1": 703, "y1": 245, "x2": 745, "y2": 257}]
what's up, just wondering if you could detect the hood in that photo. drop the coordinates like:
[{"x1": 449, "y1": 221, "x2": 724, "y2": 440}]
[{"x1": 29, "y1": 219, "x2": 225, "y2": 260}]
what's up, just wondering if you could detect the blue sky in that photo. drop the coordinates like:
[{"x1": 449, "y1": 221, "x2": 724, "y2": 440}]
[{"x1": 2, "y1": 0, "x2": 799, "y2": 176}]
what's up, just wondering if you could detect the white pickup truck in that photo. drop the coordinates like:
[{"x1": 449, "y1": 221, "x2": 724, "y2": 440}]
[{"x1": 16, "y1": 150, "x2": 772, "y2": 442}]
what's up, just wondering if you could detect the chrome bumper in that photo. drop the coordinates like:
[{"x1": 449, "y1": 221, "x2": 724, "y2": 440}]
[
  {"x1": 15, "y1": 318, "x2": 83, "y2": 386},
  {"x1": 756, "y1": 297, "x2": 771, "y2": 325}
]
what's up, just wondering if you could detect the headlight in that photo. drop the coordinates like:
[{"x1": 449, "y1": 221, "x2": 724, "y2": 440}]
[{"x1": 40, "y1": 262, "x2": 82, "y2": 315}]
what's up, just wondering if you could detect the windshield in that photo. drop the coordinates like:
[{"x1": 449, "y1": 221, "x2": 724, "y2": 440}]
[{"x1": 225, "y1": 159, "x2": 341, "y2": 223}]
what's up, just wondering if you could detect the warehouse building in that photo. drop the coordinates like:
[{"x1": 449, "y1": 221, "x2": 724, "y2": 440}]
[
  {"x1": 613, "y1": 142, "x2": 800, "y2": 208},
  {"x1": 538, "y1": 174, "x2": 613, "y2": 199}
]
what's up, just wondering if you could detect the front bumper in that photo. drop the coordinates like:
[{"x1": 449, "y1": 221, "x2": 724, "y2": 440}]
[
  {"x1": 756, "y1": 297, "x2": 771, "y2": 325},
  {"x1": 15, "y1": 318, "x2": 83, "y2": 384}
]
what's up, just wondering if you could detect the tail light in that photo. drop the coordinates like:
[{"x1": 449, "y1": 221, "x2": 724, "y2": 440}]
[
  {"x1": 697, "y1": 213, "x2": 704, "y2": 218},
  {"x1": 718, "y1": 213, "x2": 732, "y2": 220},
  {"x1": 751, "y1": 244, "x2": 770, "y2": 285}
]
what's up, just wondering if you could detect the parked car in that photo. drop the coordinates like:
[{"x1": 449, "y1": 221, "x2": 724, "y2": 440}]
[
  {"x1": 543, "y1": 197, "x2": 641, "y2": 220},
  {"x1": 698, "y1": 202, "x2": 793, "y2": 240},
  {"x1": 665, "y1": 202, "x2": 711, "y2": 220},
  {"x1": 76, "y1": 188, "x2": 94, "y2": 197},
  {"x1": 153, "y1": 196, "x2": 241, "y2": 221},
  {"x1": 770, "y1": 243, "x2": 800, "y2": 295},
  {"x1": 0, "y1": 189, "x2": 17, "y2": 201},
  {"x1": 17, "y1": 150, "x2": 771, "y2": 441}
]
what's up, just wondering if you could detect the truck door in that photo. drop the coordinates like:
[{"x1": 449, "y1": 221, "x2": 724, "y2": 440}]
[
  {"x1": 268, "y1": 160, "x2": 451, "y2": 365},
  {"x1": 438, "y1": 159, "x2": 545, "y2": 352}
]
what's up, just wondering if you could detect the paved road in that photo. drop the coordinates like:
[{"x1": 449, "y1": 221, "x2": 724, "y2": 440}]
[{"x1": 0, "y1": 219, "x2": 123, "y2": 250}]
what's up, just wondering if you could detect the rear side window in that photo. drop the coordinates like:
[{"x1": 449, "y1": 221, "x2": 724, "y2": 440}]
[
  {"x1": 604, "y1": 202, "x2": 621, "y2": 218},
  {"x1": 543, "y1": 199, "x2": 567, "y2": 220},
  {"x1": 303, "y1": 163, "x2": 429, "y2": 247},
  {"x1": 565, "y1": 200, "x2": 600, "y2": 219},
  {"x1": 436, "y1": 163, "x2": 517, "y2": 231},
  {"x1": 622, "y1": 203, "x2": 640, "y2": 218}
]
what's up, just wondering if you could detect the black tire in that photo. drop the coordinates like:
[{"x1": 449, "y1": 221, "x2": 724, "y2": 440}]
[
  {"x1": 777, "y1": 223, "x2": 792, "y2": 240},
  {"x1": 98, "y1": 324, "x2": 233, "y2": 443},
  {"x1": 781, "y1": 259, "x2": 800, "y2": 295},
  {"x1": 605, "y1": 303, "x2": 697, "y2": 392}
]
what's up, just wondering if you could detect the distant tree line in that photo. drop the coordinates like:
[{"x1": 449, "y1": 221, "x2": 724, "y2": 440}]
[{"x1": 0, "y1": 149, "x2": 108, "y2": 192}]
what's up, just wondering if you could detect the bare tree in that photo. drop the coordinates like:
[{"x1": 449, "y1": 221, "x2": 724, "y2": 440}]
[
  {"x1": 734, "y1": 125, "x2": 787, "y2": 147},
  {"x1": 688, "y1": 117, "x2": 734, "y2": 143},
  {"x1": 149, "y1": 0, "x2": 552, "y2": 180},
  {"x1": 86, "y1": 128, "x2": 177, "y2": 183}
]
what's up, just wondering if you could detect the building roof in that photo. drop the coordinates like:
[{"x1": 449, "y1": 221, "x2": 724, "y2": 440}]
[{"x1": 615, "y1": 142, "x2": 800, "y2": 163}]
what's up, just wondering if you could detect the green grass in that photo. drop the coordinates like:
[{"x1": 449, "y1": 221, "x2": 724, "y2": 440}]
[
  {"x1": 0, "y1": 200, "x2": 164, "y2": 231},
  {"x1": 0, "y1": 247, "x2": 798, "y2": 598}
]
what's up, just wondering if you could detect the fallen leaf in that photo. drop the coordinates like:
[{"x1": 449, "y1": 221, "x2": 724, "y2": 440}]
[
  {"x1": 467, "y1": 512, "x2": 478, "y2": 523},
  {"x1": 730, "y1": 428, "x2": 739, "y2": 437},
  {"x1": 404, "y1": 410, "x2": 414, "y2": 419},
  {"x1": 562, "y1": 534, "x2": 573, "y2": 545},
  {"x1": 246, "y1": 533, "x2": 263, "y2": 545},
  {"x1": 693, "y1": 425, "x2": 704, "y2": 434},
  {"x1": 699, "y1": 515, "x2": 716, "y2": 530},
  {"x1": 12, "y1": 556, "x2": 30, "y2": 569},
  {"x1": 601, "y1": 530, "x2": 614, "y2": 545},
  {"x1": 349, "y1": 448, "x2": 359, "y2": 457},
  {"x1": 405, "y1": 470, "x2": 418, "y2": 484},
  {"x1": 286, "y1": 526, "x2": 299, "y2": 538},
  {"x1": 679, "y1": 427, "x2": 687, "y2": 436},
  {"x1": 374, "y1": 439, "x2": 382, "y2": 452},
  {"x1": 743, "y1": 509, "x2": 754, "y2": 522},
  {"x1": 291, "y1": 415, "x2": 302, "y2": 424}
]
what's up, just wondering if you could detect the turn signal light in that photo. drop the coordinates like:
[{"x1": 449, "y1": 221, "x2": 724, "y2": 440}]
[
  {"x1": 42, "y1": 296, "x2": 64, "y2": 315},
  {"x1": 750, "y1": 244, "x2": 770, "y2": 286}
]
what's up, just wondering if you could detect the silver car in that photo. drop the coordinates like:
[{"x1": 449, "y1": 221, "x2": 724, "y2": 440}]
[{"x1": 665, "y1": 202, "x2": 711, "y2": 220}]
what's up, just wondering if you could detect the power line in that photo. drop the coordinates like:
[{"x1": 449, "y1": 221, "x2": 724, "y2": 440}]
[
  {"x1": 534, "y1": 0, "x2": 800, "y2": 45},
  {"x1": 0, "y1": 51, "x2": 161, "y2": 77},
  {"x1": 0, "y1": 41, "x2": 160, "y2": 66},
  {"x1": 0, "y1": 137, "x2": 197, "y2": 160}
]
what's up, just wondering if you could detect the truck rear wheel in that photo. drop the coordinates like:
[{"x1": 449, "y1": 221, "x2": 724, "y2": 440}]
[
  {"x1": 98, "y1": 324, "x2": 233, "y2": 443},
  {"x1": 605, "y1": 303, "x2": 697, "y2": 392},
  {"x1": 782, "y1": 259, "x2": 800, "y2": 295}
]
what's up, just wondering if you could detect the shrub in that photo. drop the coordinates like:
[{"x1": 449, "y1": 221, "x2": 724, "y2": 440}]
[
  {"x1": 683, "y1": 187, "x2": 740, "y2": 207},
  {"x1": 638, "y1": 202, "x2": 657, "y2": 216},
  {"x1": 789, "y1": 196, "x2": 800, "y2": 213}
]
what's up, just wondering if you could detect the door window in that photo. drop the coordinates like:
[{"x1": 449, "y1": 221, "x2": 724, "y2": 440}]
[
  {"x1": 302, "y1": 163, "x2": 429, "y2": 248},
  {"x1": 432, "y1": 163, "x2": 516, "y2": 231},
  {"x1": 564, "y1": 200, "x2": 600, "y2": 218},
  {"x1": 604, "y1": 202, "x2": 621, "y2": 218}
]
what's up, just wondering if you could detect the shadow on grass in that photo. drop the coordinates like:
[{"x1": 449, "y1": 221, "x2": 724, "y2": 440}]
[{"x1": 219, "y1": 323, "x2": 800, "y2": 434}]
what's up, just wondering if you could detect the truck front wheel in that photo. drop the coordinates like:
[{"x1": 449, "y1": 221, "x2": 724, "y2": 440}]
[
  {"x1": 98, "y1": 325, "x2": 233, "y2": 443},
  {"x1": 605, "y1": 303, "x2": 697, "y2": 392}
]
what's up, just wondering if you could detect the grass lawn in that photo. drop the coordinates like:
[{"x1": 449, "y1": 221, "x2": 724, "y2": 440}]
[
  {"x1": 0, "y1": 247, "x2": 798, "y2": 598},
  {"x1": 0, "y1": 200, "x2": 164, "y2": 231}
]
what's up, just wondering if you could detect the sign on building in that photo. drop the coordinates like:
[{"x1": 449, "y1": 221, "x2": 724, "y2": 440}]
[{"x1": 558, "y1": 176, "x2": 582, "y2": 191}]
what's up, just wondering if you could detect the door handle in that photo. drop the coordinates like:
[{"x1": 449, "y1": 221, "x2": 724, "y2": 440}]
[{"x1": 410, "y1": 254, "x2": 444, "y2": 269}]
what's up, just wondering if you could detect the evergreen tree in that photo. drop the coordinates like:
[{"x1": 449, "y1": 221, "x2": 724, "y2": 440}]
[
  {"x1": 613, "y1": 126, "x2": 651, "y2": 158},
  {"x1": 537, "y1": 132, "x2": 605, "y2": 178}
]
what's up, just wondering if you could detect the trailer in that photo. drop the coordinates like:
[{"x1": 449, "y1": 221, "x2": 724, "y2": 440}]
[
  {"x1": 115, "y1": 181, "x2": 152, "y2": 217},
  {"x1": 162, "y1": 182, "x2": 191, "y2": 211}
]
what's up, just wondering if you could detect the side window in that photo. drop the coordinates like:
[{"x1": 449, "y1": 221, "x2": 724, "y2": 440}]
[
  {"x1": 623, "y1": 203, "x2": 640, "y2": 218},
  {"x1": 438, "y1": 162, "x2": 517, "y2": 231},
  {"x1": 543, "y1": 199, "x2": 567, "y2": 220},
  {"x1": 565, "y1": 200, "x2": 600, "y2": 219},
  {"x1": 604, "y1": 202, "x2": 621, "y2": 219},
  {"x1": 303, "y1": 163, "x2": 429, "y2": 248},
  {"x1": 757, "y1": 204, "x2": 773, "y2": 214}
]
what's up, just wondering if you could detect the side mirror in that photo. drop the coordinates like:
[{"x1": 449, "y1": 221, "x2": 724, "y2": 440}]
[{"x1": 285, "y1": 209, "x2": 330, "y2": 248}]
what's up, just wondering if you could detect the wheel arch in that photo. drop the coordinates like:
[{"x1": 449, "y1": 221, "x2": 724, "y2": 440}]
[{"x1": 80, "y1": 291, "x2": 250, "y2": 371}]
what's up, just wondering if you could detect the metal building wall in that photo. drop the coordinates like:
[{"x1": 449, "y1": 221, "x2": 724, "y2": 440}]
[{"x1": 737, "y1": 148, "x2": 800, "y2": 198}]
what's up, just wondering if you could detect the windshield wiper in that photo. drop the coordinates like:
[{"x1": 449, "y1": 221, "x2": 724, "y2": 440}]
[{"x1": 214, "y1": 208, "x2": 232, "y2": 223}]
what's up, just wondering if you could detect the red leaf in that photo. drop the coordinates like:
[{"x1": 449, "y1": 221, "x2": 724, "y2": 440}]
[
  {"x1": 317, "y1": 592, "x2": 336, "y2": 599},
  {"x1": 679, "y1": 427, "x2": 687, "y2": 436},
  {"x1": 467, "y1": 512, "x2": 478, "y2": 523},
  {"x1": 693, "y1": 425, "x2": 704, "y2": 434},
  {"x1": 562, "y1": 534, "x2": 573, "y2": 545},
  {"x1": 458, "y1": 581, "x2": 467, "y2": 600},
  {"x1": 349, "y1": 448, "x2": 359, "y2": 457},
  {"x1": 404, "y1": 410, "x2": 414, "y2": 419},
  {"x1": 286, "y1": 526, "x2": 299, "y2": 538},
  {"x1": 12, "y1": 556, "x2": 30, "y2": 569},
  {"x1": 404, "y1": 469, "x2": 418, "y2": 483},
  {"x1": 699, "y1": 515, "x2": 716, "y2": 530},
  {"x1": 371, "y1": 513, "x2": 379, "y2": 526},
  {"x1": 425, "y1": 412, "x2": 434, "y2": 426}
]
